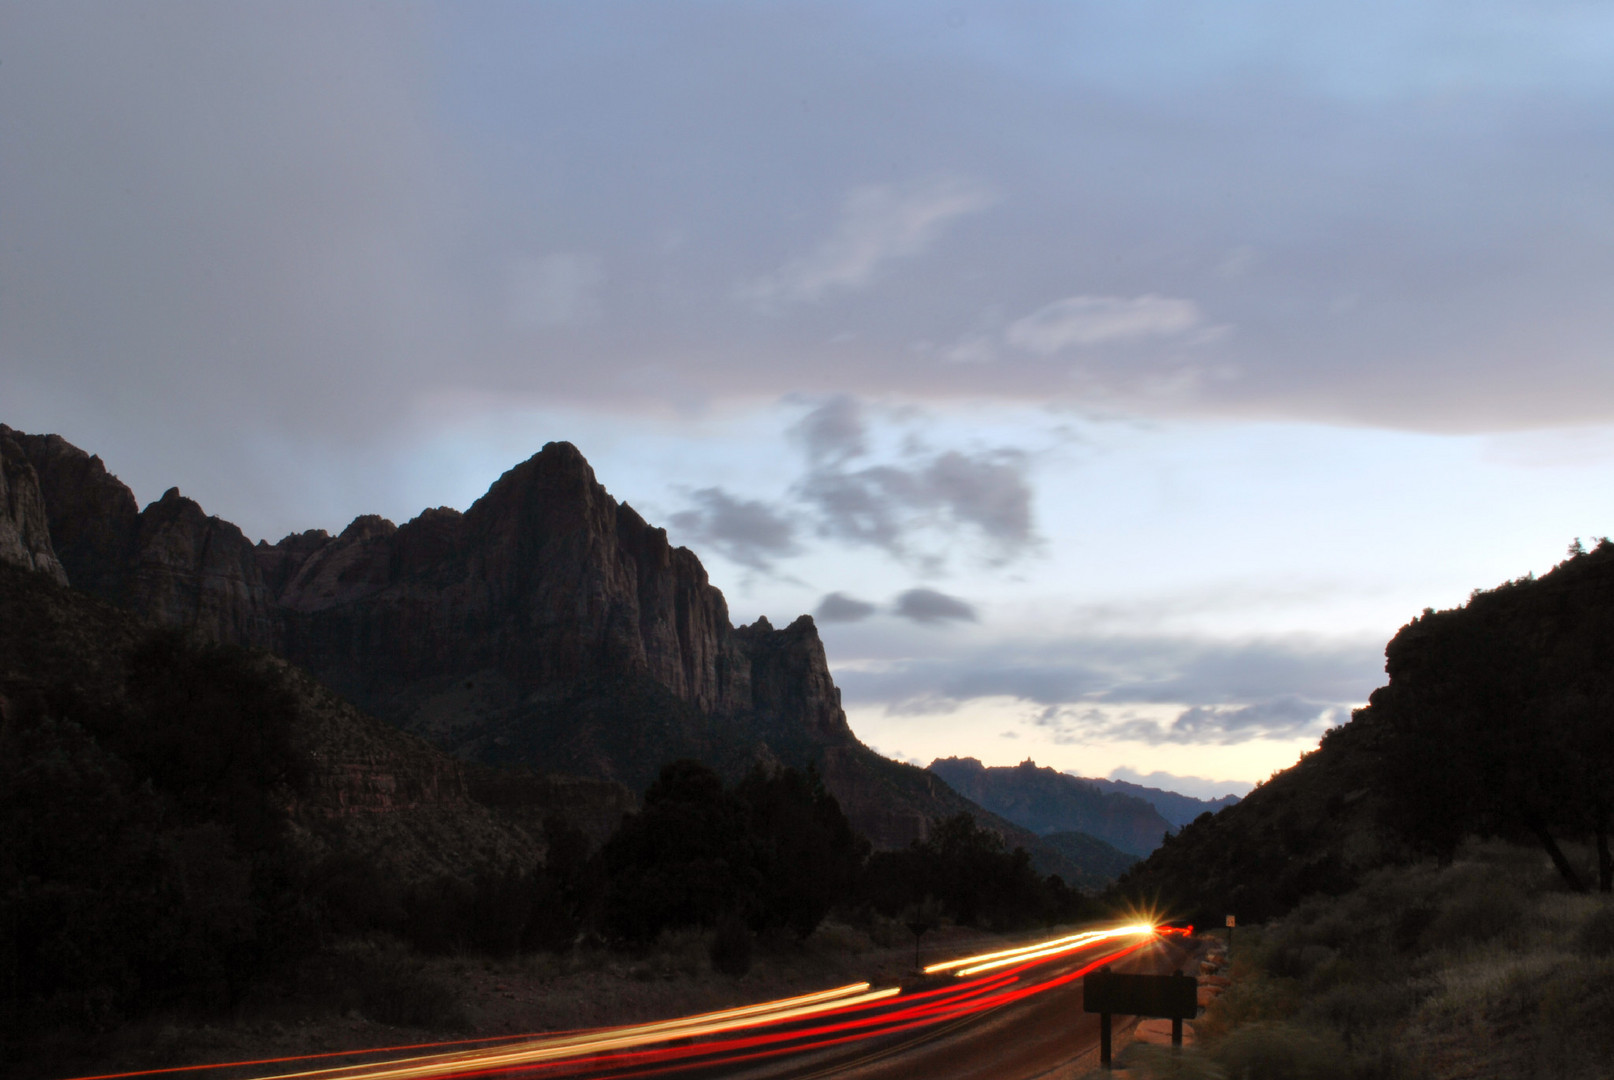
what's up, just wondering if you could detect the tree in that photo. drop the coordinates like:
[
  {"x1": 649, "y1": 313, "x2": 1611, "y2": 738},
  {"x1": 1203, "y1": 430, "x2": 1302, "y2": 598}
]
[
  {"x1": 598, "y1": 760, "x2": 756, "y2": 944},
  {"x1": 596, "y1": 760, "x2": 870, "y2": 944},
  {"x1": 734, "y1": 764, "x2": 868, "y2": 938}
]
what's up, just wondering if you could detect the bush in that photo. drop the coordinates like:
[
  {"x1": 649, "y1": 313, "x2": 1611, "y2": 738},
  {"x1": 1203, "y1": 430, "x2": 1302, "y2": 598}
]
[
  {"x1": 1118, "y1": 1043, "x2": 1225, "y2": 1079},
  {"x1": 1211, "y1": 1021, "x2": 1348, "y2": 1080},
  {"x1": 709, "y1": 912, "x2": 752, "y2": 976},
  {"x1": 1575, "y1": 903, "x2": 1614, "y2": 957},
  {"x1": 347, "y1": 948, "x2": 470, "y2": 1031},
  {"x1": 1421, "y1": 878, "x2": 1525, "y2": 951},
  {"x1": 858, "y1": 813, "x2": 1083, "y2": 930}
]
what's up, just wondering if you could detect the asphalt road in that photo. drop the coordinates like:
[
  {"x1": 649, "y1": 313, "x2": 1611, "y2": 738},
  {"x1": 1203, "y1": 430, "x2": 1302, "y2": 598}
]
[
  {"x1": 90, "y1": 926, "x2": 1199, "y2": 1080},
  {"x1": 691, "y1": 932, "x2": 1199, "y2": 1080}
]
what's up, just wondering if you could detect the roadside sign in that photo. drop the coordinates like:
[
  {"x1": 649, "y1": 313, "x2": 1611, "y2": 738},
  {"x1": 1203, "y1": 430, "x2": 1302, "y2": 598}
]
[
  {"x1": 1083, "y1": 969, "x2": 1198, "y2": 1019},
  {"x1": 1225, "y1": 915, "x2": 1235, "y2": 928},
  {"x1": 1083, "y1": 965, "x2": 1198, "y2": 1068}
]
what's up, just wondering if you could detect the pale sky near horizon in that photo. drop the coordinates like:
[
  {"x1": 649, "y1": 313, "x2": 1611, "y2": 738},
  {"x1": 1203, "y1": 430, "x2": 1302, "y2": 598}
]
[{"x1": 6, "y1": 2, "x2": 1614, "y2": 799}]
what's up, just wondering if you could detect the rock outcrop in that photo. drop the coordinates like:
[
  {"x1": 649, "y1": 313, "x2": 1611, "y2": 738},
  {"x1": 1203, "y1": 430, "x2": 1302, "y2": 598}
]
[
  {"x1": 0, "y1": 428, "x2": 68, "y2": 584},
  {"x1": 125, "y1": 486, "x2": 278, "y2": 649},
  {"x1": 3, "y1": 425, "x2": 137, "y2": 597},
  {"x1": 3, "y1": 426, "x2": 277, "y2": 646}
]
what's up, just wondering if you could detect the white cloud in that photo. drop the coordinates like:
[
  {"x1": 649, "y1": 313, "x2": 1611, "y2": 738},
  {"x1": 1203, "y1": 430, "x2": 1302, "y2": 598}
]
[
  {"x1": 943, "y1": 334, "x2": 999, "y2": 365},
  {"x1": 742, "y1": 176, "x2": 995, "y2": 308},
  {"x1": 1104, "y1": 766, "x2": 1253, "y2": 800},
  {"x1": 508, "y1": 253, "x2": 604, "y2": 328},
  {"x1": 1005, "y1": 295, "x2": 1203, "y2": 355}
]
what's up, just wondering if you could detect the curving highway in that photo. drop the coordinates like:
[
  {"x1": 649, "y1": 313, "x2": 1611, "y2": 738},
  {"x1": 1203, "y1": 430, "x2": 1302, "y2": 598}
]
[{"x1": 66, "y1": 923, "x2": 1198, "y2": 1080}]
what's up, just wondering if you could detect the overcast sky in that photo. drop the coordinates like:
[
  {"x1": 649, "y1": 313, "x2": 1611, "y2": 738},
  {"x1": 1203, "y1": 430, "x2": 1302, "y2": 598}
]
[{"x1": 6, "y1": 2, "x2": 1613, "y2": 798}]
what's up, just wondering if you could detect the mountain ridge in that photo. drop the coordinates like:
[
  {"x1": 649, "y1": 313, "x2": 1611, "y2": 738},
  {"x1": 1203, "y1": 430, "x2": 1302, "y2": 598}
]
[
  {"x1": 0, "y1": 424, "x2": 1099, "y2": 881},
  {"x1": 1085, "y1": 776, "x2": 1241, "y2": 829},
  {"x1": 928, "y1": 756, "x2": 1176, "y2": 856}
]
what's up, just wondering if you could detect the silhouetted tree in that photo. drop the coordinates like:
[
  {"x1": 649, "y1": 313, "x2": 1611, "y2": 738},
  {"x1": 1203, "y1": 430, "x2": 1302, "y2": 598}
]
[
  {"x1": 598, "y1": 760, "x2": 759, "y2": 943},
  {"x1": 596, "y1": 760, "x2": 871, "y2": 944},
  {"x1": 859, "y1": 813, "x2": 1085, "y2": 929},
  {"x1": 734, "y1": 764, "x2": 869, "y2": 938}
]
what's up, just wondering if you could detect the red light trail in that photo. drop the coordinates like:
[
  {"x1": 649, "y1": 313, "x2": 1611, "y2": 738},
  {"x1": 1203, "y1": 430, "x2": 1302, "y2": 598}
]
[{"x1": 59, "y1": 922, "x2": 1190, "y2": 1080}]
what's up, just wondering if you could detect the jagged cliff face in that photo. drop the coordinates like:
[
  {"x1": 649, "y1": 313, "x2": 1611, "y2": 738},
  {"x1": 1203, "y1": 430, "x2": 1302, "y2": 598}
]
[
  {"x1": 6, "y1": 430, "x2": 879, "y2": 825},
  {"x1": 3, "y1": 426, "x2": 279, "y2": 647},
  {"x1": 0, "y1": 428, "x2": 68, "y2": 585},
  {"x1": 270, "y1": 445, "x2": 755, "y2": 718},
  {"x1": 256, "y1": 443, "x2": 852, "y2": 786}
]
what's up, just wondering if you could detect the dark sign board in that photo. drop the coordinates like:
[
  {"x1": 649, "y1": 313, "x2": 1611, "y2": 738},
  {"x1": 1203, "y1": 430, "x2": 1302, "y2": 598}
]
[{"x1": 1082, "y1": 970, "x2": 1198, "y2": 1020}]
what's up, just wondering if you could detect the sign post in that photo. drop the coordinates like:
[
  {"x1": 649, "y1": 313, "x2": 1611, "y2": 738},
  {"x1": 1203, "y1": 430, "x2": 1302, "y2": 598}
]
[
  {"x1": 1225, "y1": 914, "x2": 1235, "y2": 954},
  {"x1": 1083, "y1": 964, "x2": 1198, "y2": 1070}
]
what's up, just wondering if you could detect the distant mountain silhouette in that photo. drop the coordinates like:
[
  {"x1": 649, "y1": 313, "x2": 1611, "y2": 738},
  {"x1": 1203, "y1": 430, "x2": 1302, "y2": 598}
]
[
  {"x1": 928, "y1": 757, "x2": 1174, "y2": 856},
  {"x1": 1086, "y1": 777, "x2": 1241, "y2": 829}
]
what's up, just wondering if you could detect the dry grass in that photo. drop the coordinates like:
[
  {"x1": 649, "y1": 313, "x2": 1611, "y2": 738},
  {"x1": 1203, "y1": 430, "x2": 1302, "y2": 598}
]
[{"x1": 1117, "y1": 841, "x2": 1614, "y2": 1080}]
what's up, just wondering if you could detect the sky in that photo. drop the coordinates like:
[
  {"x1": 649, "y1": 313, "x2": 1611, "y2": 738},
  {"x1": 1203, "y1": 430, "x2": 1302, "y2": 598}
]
[{"x1": 5, "y1": 2, "x2": 1614, "y2": 799}]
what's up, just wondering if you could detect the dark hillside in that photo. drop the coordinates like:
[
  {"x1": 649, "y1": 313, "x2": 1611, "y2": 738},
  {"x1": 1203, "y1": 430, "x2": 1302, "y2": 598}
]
[
  {"x1": 1116, "y1": 540, "x2": 1614, "y2": 924},
  {"x1": 1036, "y1": 830, "x2": 1139, "y2": 890},
  {"x1": 1114, "y1": 712, "x2": 1398, "y2": 925}
]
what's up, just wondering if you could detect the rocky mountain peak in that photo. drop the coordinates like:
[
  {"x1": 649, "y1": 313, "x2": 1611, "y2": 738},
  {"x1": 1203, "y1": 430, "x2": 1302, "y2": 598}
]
[
  {"x1": 2, "y1": 425, "x2": 1042, "y2": 853},
  {"x1": 339, "y1": 514, "x2": 397, "y2": 542}
]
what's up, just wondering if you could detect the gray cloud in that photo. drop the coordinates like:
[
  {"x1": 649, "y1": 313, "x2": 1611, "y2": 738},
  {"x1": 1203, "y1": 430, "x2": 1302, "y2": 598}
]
[
  {"x1": 790, "y1": 395, "x2": 868, "y2": 466},
  {"x1": 830, "y1": 629, "x2": 1382, "y2": 746},
  {"x1": 893, "y1": 588, "x2": 978, "y2": 625},
  {"x1": 1044, "y1": 696, "x2": 1352, "y2": 747},
  {"x1": 815, "y1": 591, "x2": 877, "y2": 623},
  {"x1": 508, "y1": 253, "x2": 604, "y2": 328},
  {"x1": 740, "y1": 176, "x2": 995, "y2": 309},
  {"x1": 791, "y1": 398, "x2": 1037, "y2": 566},
  {"x1": 922, "y1": 451, "x2": 1034, "y2": 548},
  {"x1": 7, "y1": 3, "x2": 1614, "y2": 545},
  {"x1": 667, "y1": 487, "x2": 798, "y2": 570}
]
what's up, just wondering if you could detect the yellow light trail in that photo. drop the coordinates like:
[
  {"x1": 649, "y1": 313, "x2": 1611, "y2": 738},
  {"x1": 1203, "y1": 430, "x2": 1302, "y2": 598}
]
[
  {"x1": 59, "y1": 921, "x2": 1182, "y2": 1080},
  {"x1": 924, "y1": 923, "x2": 1157, "y2": 976},
  {"x1": 242, "y1": 983, "x2": 899, "y2": 1080}
]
